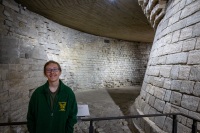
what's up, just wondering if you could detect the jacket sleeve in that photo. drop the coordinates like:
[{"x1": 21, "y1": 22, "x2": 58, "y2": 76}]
[
  {"x1": 65, "y1": 92, "x2": 78, "y2": 133},
  {"x1": 27, "y1": 92, "x2": 36, "y2": 133}
]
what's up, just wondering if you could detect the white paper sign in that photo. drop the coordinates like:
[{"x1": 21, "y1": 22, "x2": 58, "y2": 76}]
[{"x1": 77, "y1": 104, "x2": 90, "y2": 117}]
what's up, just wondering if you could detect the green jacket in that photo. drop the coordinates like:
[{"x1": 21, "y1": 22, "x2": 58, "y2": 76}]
[{"x1": 27, "y1": 80, "x2": 78, "y2": 133}]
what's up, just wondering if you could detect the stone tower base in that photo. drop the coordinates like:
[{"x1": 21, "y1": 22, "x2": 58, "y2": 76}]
[{"x1": 131, "y1": 97, "x2": 168, "y2": 133}]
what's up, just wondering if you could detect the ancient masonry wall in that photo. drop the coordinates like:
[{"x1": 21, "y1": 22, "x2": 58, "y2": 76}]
[
  {"x1": 134, "y1": 0, "x2": 200, "y2": 133},
  {"x1": 0, "y1": 0, "x2": 151, "y2": 132}
]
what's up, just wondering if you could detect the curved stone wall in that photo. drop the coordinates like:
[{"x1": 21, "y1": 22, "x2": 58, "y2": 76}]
[
  {"x1": 0, "y1": 0, "x2": 151, "y2": 132},
  {"x1": 134, "y1": 0, "x2": 200, "y2": 132}
]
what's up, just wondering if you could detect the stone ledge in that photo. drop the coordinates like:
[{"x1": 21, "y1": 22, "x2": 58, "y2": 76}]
[{"x1": 131, "y1": 97, "x2": 167, "y2": 133}]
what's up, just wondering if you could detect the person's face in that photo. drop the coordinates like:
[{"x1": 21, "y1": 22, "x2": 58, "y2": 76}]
[{"x1": 45, "y1": 63, "x2": 61, "y2": 83}]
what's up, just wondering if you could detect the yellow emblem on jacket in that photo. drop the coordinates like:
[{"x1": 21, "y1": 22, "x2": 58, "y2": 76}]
[{"x1": 58, "y1": 102, "x2": 66, "y2": 111}]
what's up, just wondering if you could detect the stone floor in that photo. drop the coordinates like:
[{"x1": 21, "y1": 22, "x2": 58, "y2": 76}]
[{"x1": 74, "y1": 86, "x2": 141, "y2": 133}]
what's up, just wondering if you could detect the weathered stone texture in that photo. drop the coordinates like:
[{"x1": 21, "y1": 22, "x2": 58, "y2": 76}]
[
  {"x1": 166, "y1": 52, "x2": 188, "y2": 64},
  {"x1": 180, "y1": 80, "x2": 194, "y2": 94},
  {"x1": 189, "y1": 66, "x2": 200, "y2": 81},
  {"x1": 181, "y1": 95, "x2": 200, "y2": 111},
  {"x1": 163, "y1": 117, "x2": 173, "y2": 133},
  {"x1": 163, "y1": 78, "x2": 171, "y2": 89},
  {"x1": 164, "y1": 90, "x2": 171, "y2": 102},
  {"x1": 154, "y1": 98, "x2": 165, "y2": 112},
  {"x1": 134, "y1": 0, "x2": 200, "y2": 132},
  {"x1": 172, "y1": 30, "x2": 181, "y2": 43},
  {"x1": 171, "y1": 80, "x2": 181, "y2": 91},
  {"x1": 188, "y1": 50, "x2": 200, "y2": 64},
  {"x1": 178, "y1": 66, "x2": 191, "y2": 80},
  {"x1": 193, "y1": 82, "x2": 200, "y2": 96},
  {"x1": 0, "y1": 0, "x2": 153, "y2": 132},
  {"x1": 170, "y1": 91, "x2": 182, "y2": 106},
  {"x1": 159, "y1": 65, "x2": 171, "y2": 78},
  {"x1": 154, "y1": 87, "x2": 166, "y2": 100}
]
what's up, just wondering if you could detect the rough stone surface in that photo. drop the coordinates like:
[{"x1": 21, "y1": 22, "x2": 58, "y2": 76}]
[
  {"x1": 170, "y1": 91, "x2": 182, "y2": 106},
  {"x1": 181, "y1": 95, "x2": 200, "y2": 111},
  {"x1": 0, "y1": 1, "x2": 152, "y2": 133},
  {"x1": 134, "y1": 0, "x2": 200, "y2": 132}
]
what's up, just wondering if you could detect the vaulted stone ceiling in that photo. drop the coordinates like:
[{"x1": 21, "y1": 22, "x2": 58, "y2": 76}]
[{"x1": 15, "y1": 0, "x2": 155, "y2": 42}]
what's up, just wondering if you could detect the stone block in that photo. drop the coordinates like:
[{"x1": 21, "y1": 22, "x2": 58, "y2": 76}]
[
  {"x1": 141, "y1": 82, "x2": 147, "y2": 91},
  {"x1": 160, "y1": 65, "x2": 172, "y2": 78},
  {"x1": 172, "y1": 30, "x2": 180, "y2": 43},
  {"x1": 148, "y1": 107, "x2": 158, "y2": 121},
  {"x1": 141, "y1": 99, "x2": 147, "y2": 112},
  {"x1": 150, "y1": 57, "x2": 157, "y2": 65},
  {"x1": 180, "y1": 80, "x2": 194, "y2": 94},
  {"x1": 158, "y1": 56, "x2": 167, "y2": 65},
  {"x1": 152, "y1": 77, "x2": 164, "y2": 87},
  {"x1": 193, "y1": 22, "x2": 200, "y2": 37},
  {"x1": 164, "y1": 90, "x2": 171, "y2": 102},
  {"x1": 197, "y1": 100, "x2": 200, "y2": 112},
  {"x1": 170, "y1": 65, "x2": 179, "y2": 79},
  {"x1": 166, "y1": 52, "x2": 188, "y2": 64},
  {"x1": 181, "y1": 94, "x2": 200, "y2": 111},
  {"x1": 186, "y1": 111, "x2": 200, "y2": 130},
  {"x1": 140, "y1": 90, "x2": 147, "y2": 100},
  {"x1": 147, "y1": 84, "x2": 155, "y2": 95},
  {"x1": 163, "y1": 78, "x2": 171, "y2": 89},
  {"x1": 189, "y1": 66, "x2": 200, "y2": 81},
  {"x1": 188, "y1": 50, "x2": 200, "y2": 64},
  {"x1": 171, "y1": 80, "x2": 182, "y2": 91},
  {"x1": 163, "y1": 102, "x2": 171, "y2": 114},
  {"x1": 182, "y1": 38, "x2": 196, "y2": 52},
  {"x1": 144, "y1": 120, "x2": 151, "y2": 133},
  {"x1": 149, "y1": 95, "x2": 156, "y2": 107},
  {"x1": 145, "y1": 93, "x2": 151, "y2": 103},
  {"x1": 148, "y1": 76, "x2": 154, "y2": 84},
  {"x1": 168, "y1": 10, "x2": 181, "y2": 26},
  {"x1": 180, "y1": 0, "x2": 200, "y2": 19},
  {"x1": 163, "y1": 117, "x2": 173, "y2": 133},
  {"x1": 144, "y1": 103, "x2": 151, "y2": 114},
  {"x1": 196, "y1": 37, "x2": 200, "y2": 50},
  {"x1": 154, "y1": 115, "x2": 166, "y2": 129},
  {"x1": 163, "y1": 32, "x2": 173, "y2": 44},
  {"x1": 147, "y1": 66, "x2": 160, "y2": 76},
  {"x1": 143, "y1": 75, "x2": 149, "y2": 83},
  {"x1": 30, "y1": 46, "x2": 48, "y2": 60},
  {"x1": 193, "y1": 82, "x2": 200, "y2": 96},
  {"x1": 185, "y1": 0, "x2": 194, "y2": 5},
  {"x1": 186, "y1": 8, "x2": 200, "y2": 25},
  {"x1": 170, "y1": 19, "x2": 187, "y2": 33},
  {"x1": 163, "y1": 41, "x2": 182, "y2": 55},
  {"x1": 178, "y1": 0, "x2": 186, "y2": 10},
  {"x1": 177, "y1": 106, "x2": 189, "y2": 125},
  {"x1": 170, "y1": 91, "x2": 182, "y2": 106},
  {"x1": 180, "y1": 25, "x2": 193, "y2": 41},
  {"x1": 154, "y1": 98, "x2": 165, "y2": 112},
  {"x1": 154, "y1": 87, "x2": 166, "y2": 100},
  {"x1": 178, "y1": 65, "x2": 191, "y2": 80}
]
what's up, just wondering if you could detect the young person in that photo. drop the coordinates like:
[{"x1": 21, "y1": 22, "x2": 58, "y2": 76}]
[{"x1": 27, "y1": 60, "x2": 77, "y2": 133}]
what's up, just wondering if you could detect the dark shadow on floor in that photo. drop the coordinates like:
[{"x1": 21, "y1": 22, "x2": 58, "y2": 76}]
[{"x1": 106, "y1": 86, "x2": 141, "y2": 133}]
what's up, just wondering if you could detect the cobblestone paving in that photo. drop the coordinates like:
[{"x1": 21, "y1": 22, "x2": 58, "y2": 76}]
[{"x1": 74, "y1": 86, "x2": 141, "y2": 133}]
